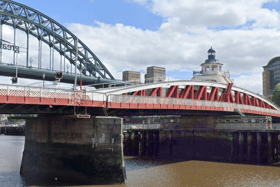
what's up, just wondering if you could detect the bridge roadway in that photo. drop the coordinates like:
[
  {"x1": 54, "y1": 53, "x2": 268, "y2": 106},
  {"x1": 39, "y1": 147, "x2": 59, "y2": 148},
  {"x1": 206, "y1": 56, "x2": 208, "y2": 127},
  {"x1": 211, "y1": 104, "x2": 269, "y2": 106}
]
[{"x1": 0, "y1": 80, "x2": 279, "y2": 118}]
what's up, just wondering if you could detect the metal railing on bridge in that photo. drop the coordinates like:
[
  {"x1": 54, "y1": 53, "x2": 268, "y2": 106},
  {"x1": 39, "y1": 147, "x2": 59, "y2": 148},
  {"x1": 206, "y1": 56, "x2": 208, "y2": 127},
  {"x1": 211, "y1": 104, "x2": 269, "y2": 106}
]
[
  {"x1": 0, "y1": 84, "x2": 279, "y2": 117},
  {"x1": 107, "y1": 94, "x2": 280, "y2": 117}
]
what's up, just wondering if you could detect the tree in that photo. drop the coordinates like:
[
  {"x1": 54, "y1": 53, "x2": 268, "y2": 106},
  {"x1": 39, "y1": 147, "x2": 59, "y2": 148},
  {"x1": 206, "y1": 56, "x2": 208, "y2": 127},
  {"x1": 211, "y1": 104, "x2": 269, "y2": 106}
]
[{"x1": 272, "y1": 83, "x2": 280, "y2": 106}]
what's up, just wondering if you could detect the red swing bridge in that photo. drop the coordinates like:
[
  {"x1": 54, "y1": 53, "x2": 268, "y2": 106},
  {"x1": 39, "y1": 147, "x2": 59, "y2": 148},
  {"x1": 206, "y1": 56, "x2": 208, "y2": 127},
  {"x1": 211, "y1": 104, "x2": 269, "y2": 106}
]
[{"x1": 0, "y1": 81, "x2": 278, "y2": 117}]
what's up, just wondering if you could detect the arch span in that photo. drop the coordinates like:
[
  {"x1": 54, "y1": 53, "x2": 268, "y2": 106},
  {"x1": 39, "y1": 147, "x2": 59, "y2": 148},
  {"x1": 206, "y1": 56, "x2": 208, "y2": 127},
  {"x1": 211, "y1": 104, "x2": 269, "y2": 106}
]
[
  {"x1": 0, "y1": 0, "x2": 114, "y2": 80},
  {"x1": 94, "y1": 81, "x2": 279, "y2": 110}
]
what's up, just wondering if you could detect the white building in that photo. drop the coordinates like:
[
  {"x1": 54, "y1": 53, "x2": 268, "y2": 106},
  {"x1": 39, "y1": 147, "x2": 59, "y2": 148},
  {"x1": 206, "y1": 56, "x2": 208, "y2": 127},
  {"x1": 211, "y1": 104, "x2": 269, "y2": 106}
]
[{"x1": 192, "y1": 47, "x2": 233, "y2": 84}]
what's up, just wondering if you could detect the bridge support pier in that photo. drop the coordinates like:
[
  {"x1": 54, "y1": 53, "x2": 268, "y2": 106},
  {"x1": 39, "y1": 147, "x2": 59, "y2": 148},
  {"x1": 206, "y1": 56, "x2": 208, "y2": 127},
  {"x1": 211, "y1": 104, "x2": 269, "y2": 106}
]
[
  {"x1": 169, "y1": 130, "x2": 173, "y2": 156},
  {"x1": 132, "y1": 131, "x2": 139, "y2": 156},
  {"x1": 257, "y1": 132, "x2": 262, "y2": 164},
  {"x1": 139, "y1": 131, "x2": 146, "y2": 156},
  {"x1": 231, "y1": 132, "x2": 239, "y2": 162},
  {"x1": 154, "y1": 131, "x2": 160, "y2": 158},
  {"x1": 20, "y1": 115, "x2": 126, "y2": 185},
  {"x1": 146, "y1": 131, "x2": 154, "y2": 156},
  {"x1": 238, "y1": 132, "x2": 244, "y2": 162},
  {"x1": 268, "y1": 132, "x2": 272, "y2": 163}
]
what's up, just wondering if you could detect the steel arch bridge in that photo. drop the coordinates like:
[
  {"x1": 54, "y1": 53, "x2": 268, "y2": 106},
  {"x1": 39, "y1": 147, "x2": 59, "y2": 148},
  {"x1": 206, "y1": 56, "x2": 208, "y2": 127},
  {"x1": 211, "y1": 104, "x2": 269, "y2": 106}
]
[
  {"x1": 94, "y1": 81, "x2": 280, "y2": 116},
  {"x1": 0, "y1": 81, "x2": 279, "y2": 118},
  {"x1": 0, "y1": 0, "x2": 120, "y2": 85}
]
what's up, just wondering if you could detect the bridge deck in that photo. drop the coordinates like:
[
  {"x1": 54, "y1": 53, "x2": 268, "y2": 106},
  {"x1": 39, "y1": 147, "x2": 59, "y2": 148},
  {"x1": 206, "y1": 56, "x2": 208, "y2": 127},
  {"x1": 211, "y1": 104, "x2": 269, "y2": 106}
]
[{"x1": 0, "y1": 84, "x2": 279, "y2": 117}]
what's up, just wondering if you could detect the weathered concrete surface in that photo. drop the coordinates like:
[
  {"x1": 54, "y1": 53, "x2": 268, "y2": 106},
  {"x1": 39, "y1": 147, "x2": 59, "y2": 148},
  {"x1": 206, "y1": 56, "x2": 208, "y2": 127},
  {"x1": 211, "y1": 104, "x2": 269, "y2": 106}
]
[
  {"x1": 180, "y1": 116, "x2": 218, "y2": 130},
  {"x1": 20, "y1": 115, "x2": 126, "y2": 185}
]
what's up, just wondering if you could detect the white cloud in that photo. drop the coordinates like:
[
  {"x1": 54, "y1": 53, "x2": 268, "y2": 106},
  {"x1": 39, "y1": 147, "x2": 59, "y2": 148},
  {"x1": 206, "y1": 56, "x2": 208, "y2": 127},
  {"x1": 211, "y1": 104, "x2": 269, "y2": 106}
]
[
  {"x1": 2, "y1": 0, "x2": 280, "y2": 95},
  {"x1": 233, "y1": 73, "x2": 263, "y2": 94},
  {"x1": 136, "y1": 0, "x2": 280, "y2": 32},
  {"x1": 68, "y1": 19, "x2": 280, "y2": 95}
]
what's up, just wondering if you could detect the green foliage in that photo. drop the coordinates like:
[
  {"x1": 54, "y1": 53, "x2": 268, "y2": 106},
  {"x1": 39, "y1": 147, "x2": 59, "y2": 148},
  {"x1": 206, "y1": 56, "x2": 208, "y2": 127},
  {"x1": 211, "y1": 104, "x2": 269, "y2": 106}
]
[{"x1": 272, "y1": 84, "x2": 280, "y2": 106}]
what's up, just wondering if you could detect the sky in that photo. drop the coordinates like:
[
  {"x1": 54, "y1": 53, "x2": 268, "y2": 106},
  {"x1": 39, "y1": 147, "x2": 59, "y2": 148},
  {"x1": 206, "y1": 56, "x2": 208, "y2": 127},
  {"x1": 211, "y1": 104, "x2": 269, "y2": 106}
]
[{"x1": 2, "y1": 0, "x2": 280, "y2": 94}]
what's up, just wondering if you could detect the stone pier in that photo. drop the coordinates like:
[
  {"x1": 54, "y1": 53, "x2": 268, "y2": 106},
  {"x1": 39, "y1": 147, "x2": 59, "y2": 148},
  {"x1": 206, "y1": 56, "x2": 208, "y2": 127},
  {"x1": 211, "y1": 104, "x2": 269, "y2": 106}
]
[{"x1": 20, "y1": 115, "x2": 126, "y2": 185}]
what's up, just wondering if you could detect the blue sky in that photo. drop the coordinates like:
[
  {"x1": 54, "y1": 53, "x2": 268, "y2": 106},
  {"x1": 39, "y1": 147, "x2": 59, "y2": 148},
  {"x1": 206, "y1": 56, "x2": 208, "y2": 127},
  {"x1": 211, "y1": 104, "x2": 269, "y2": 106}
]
[
  {"x1": 19, "y1": 0, "x2": 163, "y2": 31},
  {"x1": 2, "y1": 0, "x2": 280, "y2": 94}
]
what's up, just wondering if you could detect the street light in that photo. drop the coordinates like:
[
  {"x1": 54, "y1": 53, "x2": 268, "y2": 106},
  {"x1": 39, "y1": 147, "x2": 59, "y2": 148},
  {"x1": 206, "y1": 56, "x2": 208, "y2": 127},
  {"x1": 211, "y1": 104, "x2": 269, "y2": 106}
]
[
  {"x1": 12, "y1": 53, "x2": 18, "y2": 84},
  {"x1": 42, "y1": 74, "x2": 45, "y2": 87},
  {"x1": 29, "y1": 57, "x2": 33, "y2": 68},
  {"x1": 66, "y1": 64, "x2": 69, "y2": 74},
  {"x1": 79, "y1": 68, "x2": 83, "y2": 90}
]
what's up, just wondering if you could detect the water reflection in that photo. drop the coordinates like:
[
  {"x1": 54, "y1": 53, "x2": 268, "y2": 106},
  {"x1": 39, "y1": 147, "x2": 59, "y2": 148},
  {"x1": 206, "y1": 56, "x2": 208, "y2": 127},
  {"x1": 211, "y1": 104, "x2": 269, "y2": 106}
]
[{"x1": 1, "y1": 135, "x2": 280, "y2": 187}]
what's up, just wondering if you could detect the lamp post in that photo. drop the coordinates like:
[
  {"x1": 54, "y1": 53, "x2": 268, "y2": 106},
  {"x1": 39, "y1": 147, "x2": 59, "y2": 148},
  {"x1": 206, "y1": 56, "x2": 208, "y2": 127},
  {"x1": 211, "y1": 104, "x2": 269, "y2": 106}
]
[
  {"x1": 79, "y1": 68, "x2": 82, "y2": 90},
  {"x1": 74, "y1": 38, "x2": 79, "y2": 90},
  {"x1": 29, "y1": 57, "x2": 33, "y2": 68},
  {"x1": 42, "y1": 74, "x2": 45, "y2": 87}
]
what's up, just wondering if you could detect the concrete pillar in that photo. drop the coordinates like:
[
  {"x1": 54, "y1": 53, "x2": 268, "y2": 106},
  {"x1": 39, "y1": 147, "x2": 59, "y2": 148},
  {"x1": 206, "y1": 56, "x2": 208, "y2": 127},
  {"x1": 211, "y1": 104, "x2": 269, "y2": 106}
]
[
  {"x1": 146, "y1": 131, "x2": 153, "y2": 156},
  {"x1": 141, "y1": 131, "x2": 147, "y2": 156},
  {"x1": 154, "y1": 130, "x2": 160, "y2": 157},
  {"x1": 126, "y1": 131, "x2": 133, "y2": 156},
  {"x1": 149, "y1": 131, "x2": 154, "y2": 156},
  {"x1": 268, "y1": 132, "x2": 272, "y2": 163},
  {"x1": 247, "y1": 132, "x2": 253, "y2": 162},
  {"x1": 231, "y1": 132, "x2": 239, "y2": 162},
  {"x1": 192, "y1": 130, "x2": 196, "y2": 159},
  {"x1": 277, "y1": 134, "x2": 280, "y2": 162},
  {"x1": 132, "y1": 131, "x2": 139, "y2": 156},
  {"x1": 238, "y1": 132, "x2": 244, "y2": 162},
  {"x1": 169, "y1": 130, "x2": 173, "y2": 156},
  {"x1": 257, "y1": 132, "x2": 262, "y2": 164},
  {"x1": 139, "y1": 131, "x2": 145, "y2": 156},
  {"x1": 20, "y1": 115, "x2": 126, "y2": 185},
  {"x1": 123, "y1": 132, "x2": 127, "y2": 155}
]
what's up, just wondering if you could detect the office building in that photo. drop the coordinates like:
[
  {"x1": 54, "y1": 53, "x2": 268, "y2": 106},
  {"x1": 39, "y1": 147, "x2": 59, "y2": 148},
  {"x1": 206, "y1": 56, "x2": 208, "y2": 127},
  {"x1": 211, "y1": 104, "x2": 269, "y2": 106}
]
[
  {"x1": 122, "y1": 70, "x2": 141, "y2": 84},
  {"x1": 263, "y1": 57, "x2": 280, "y2": 98},
  {"x1": 145, "y1": 66, "x2": 166, "y2": 83}
]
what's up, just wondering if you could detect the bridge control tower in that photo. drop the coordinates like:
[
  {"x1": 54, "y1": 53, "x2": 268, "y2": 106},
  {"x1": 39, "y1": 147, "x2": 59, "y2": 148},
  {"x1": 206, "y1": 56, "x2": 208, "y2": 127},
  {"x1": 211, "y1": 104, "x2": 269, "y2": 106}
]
[{"x1": 192, "y1": 47, "x2": 233, "y2": 84}]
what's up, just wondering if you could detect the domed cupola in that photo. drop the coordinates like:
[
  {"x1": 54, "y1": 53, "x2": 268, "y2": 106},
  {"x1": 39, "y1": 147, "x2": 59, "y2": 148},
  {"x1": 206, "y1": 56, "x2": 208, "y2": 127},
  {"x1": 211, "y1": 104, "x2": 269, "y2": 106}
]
[
  {"x1": 192, "y1": 47, "x2": 233, "y2": 84},
  {"x1": 205, "y1": 47, "x2": 218, "y2": 63}
]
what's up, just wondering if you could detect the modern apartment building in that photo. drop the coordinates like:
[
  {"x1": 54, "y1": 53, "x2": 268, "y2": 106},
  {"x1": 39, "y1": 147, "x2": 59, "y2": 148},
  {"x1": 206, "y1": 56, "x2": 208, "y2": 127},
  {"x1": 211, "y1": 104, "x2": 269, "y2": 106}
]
[{"x1": 263, "y1": 57, "x2": 280, "y2": 98}]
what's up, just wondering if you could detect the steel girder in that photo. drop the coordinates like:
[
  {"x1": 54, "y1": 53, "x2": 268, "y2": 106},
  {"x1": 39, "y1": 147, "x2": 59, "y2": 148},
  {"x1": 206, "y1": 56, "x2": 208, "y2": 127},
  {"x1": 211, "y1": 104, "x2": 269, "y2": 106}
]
[
  {"x1": 94, "y1": 80, "x2": 279, "y2": 110},
  {"x1": 0, "y1": 0, "x2": 115, "y2": 80}
]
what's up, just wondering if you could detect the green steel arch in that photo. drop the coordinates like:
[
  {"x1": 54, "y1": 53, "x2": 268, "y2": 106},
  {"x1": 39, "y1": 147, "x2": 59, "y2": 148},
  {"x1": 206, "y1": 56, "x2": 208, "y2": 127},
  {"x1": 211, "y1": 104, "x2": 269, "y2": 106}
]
[{"x1": 0, "y1": 0, "x2": 115, "y2": 80}]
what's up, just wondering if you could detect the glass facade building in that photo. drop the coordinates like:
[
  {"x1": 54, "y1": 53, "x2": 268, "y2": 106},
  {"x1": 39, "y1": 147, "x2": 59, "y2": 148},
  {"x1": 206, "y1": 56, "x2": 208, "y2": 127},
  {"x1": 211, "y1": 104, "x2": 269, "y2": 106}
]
[{"x1": 263, "y1": 57, "x2": 280, "y2": 98}]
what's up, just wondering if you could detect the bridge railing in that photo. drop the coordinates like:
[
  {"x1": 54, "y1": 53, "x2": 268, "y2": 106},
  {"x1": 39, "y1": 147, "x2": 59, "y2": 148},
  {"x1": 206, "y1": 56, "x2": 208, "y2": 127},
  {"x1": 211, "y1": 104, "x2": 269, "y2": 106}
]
[
  {"x1": 107, "y1": 94, "x2": 280, "y2": 116},
  {"x1": 0, "y1": 83, "x2": 279, "y2": 116},
  {"x1": 0, "y1": 84, "x2": 108, "y2": 107}
]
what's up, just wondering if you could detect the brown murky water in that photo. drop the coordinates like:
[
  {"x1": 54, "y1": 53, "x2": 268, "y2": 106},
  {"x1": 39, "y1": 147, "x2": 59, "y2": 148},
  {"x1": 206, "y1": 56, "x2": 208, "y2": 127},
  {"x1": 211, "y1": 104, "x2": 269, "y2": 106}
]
[{"x1": 1, "y1": 135, "x2": 280, "y2": 187}]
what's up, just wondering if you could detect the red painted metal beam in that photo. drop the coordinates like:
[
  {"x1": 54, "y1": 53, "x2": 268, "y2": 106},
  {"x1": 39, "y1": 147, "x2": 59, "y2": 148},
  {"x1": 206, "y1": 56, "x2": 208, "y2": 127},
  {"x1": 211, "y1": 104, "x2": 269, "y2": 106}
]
[
  {"x1": 259, "y1": 99, "x2": 265, "y2": 108},
  {"x1": 208, "y1": 87, "x2": 219, "y2": 101},
  {"x1": 187, "y1": 85, "x2": 194, "y2": 99},
  {"x1": 157, "y1": 87, "x2": 162, "y2": 97},
  {"x1": 243, "y1": 94, "x2": 252, "y2": 105},
  {"x1": 251, "y1": 96, "x2": 259, "y2": 107},
  {"x1": 265, "y1": 103, "x2": 272, "y2": 109},
  {"x1": 132, "y1": 90, "x2": 146, "y2": 96},
  {"x1": 165, "y1": 85, "x2": 179, "y2": 98},
  {"x1": 149, "y1": 87, "x2": 159, "y2": 97},
  {"x1": 235, "y1": 91, "x2": 243, "y2": 104},
  {"x1": 132, "y1": 91, "x2": 140, "y2": 96},
  {"x1": 221, "y1": 83, "x2": 234, "y2": 102},
  {"x1": 194, "y1": 86, "x2": 207, "y2": 100}
]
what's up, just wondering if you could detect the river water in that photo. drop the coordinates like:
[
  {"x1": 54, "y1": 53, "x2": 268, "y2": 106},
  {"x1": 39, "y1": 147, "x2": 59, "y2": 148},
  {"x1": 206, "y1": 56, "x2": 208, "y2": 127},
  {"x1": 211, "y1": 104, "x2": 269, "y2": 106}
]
[{"x1": 1, "y1": 135, "x2": 280, "y2": 187}]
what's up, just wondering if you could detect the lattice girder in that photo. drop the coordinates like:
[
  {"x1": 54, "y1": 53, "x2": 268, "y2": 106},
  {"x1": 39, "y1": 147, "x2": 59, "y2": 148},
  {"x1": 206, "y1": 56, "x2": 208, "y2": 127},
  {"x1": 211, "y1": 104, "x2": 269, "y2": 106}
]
[{"x1": 0, "y1": 0, "x2": 114, "y2": 80}]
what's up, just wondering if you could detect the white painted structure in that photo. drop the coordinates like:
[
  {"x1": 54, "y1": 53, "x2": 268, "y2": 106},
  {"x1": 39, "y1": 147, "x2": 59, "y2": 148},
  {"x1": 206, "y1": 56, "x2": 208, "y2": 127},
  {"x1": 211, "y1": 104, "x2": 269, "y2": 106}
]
[{"x1": 192, "y1": 47, "x2": 233, "y2": 84}]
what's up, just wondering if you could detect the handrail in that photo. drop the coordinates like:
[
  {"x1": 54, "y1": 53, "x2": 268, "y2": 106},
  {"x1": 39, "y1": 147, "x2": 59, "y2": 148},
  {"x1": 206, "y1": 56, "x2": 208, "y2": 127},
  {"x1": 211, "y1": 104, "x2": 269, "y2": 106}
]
[{"x1": 0, "y1": 83, "x2": 279, "y2": 116}]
